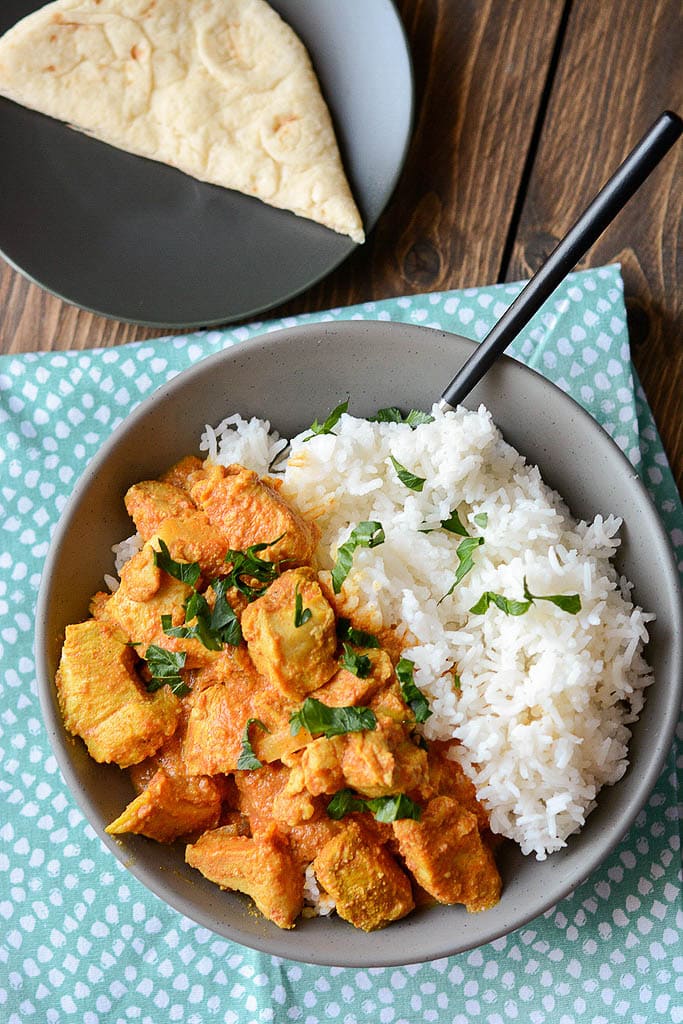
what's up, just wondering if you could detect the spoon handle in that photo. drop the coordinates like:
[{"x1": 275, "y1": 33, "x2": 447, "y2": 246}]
[{"x1": 441, "y1": 109, "x2": 683, "y2": 410}]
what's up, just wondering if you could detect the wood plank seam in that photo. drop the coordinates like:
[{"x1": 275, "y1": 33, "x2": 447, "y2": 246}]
[{"x1": 497, "y1": 0, "x2": 574, "y2": 284}]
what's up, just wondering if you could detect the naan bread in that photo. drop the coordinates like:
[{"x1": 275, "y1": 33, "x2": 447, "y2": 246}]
[{"x1": 0, "y1": 0, "x2": 364, "y2": 242}]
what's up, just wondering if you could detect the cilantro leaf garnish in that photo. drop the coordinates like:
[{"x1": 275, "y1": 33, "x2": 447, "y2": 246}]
[
  {"x1": 469, "y1": 591, "x2": 533, "y2": 616},
  {"x1": 161, "y1": 592, "x2": 222, "y2": 651},
  {"x1": 224, "y1": 535, "x2": 284, "y2": 600},
  {"x1": 440, "y1": 536, "x2": 485, "y2": 602},
  {"x1": 294, "y1": 585, "x2": 312, "y2": 628},
  {"x1": 144, "y1": 645, "x2": 189, "y2": 696},
  {"x1": 208, "y1": 577, "x2": 243, "y2": 646},
  {"x1": 289, "y1": 698, "x2": 377, "y2": 738},
  {"x1": 326, "y1": 788, "x2": 369, "y2": 819},
  {"x1": 469, "y1": 575, "x2": 581, "y2": 616},
  {"x1": 340, "y1": 643, "x2": 372, "y2": 679},
  {"x1": 326, "y1": 789, "x2": 422, "y2": 822},
  {"x1": 237, "y1": 718, "x2": 269, "y2": 770},
  {"x1": 152, "y1": 538, "x2": 200, "y2": 587},
  {"x1": 390, "y1": 455, "x2": 426, "y2": 492},
  {"x1": 367, "y1": 793, "x2": 422, "y2": 823},
  {"x1": 336, "y1": 617, "x2": 380, "y2": 648},
  {"x1": 161, "y1": 582, "x2": 242, "y2": 650},
  {"x1": 371, "y1": 407, "x2": 435, "y2": 428},
  {"x1": 331, "y1": 521, "x2": 385, "y2": 594},
  {"x1": 405, "y1": 409, "x2": 435, "y2": 428},
  {"x1": 439, "y1": 508, "x2": 470, "y2": 536},
  {"x1": 523, "y1": 577, "x2": 582, "y2": 614},
  {"x1": 370, "y1": 407, "x2": 403, "y2": 423},
  {"x1": 303, "y1": 400, "x2": 348, "y2": 441},
  {"x1": 396, "y1": 657, "x2": 432, "y2": 723},
  {"x1": 421, "y1": 507, "x2": 485, "y2": 536}
]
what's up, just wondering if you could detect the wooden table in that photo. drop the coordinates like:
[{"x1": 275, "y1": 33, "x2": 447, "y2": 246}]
[{"x1": 1, "y1": 0, "x2": 681, "y2": 486}]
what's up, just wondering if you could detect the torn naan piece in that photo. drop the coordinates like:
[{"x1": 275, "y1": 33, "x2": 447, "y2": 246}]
[{"x1": 0, "y1": 0, "x2": 364, "y2": 242}]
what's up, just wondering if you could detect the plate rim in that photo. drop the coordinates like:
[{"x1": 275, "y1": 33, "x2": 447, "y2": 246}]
[{"x1": 0, "y1": 0, "x2": 415, "y2": 328}]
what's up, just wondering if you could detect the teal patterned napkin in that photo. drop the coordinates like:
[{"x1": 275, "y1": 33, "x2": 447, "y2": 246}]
[{"x1": 1, "y1": 265, "x2": 681, "y2": 1024}]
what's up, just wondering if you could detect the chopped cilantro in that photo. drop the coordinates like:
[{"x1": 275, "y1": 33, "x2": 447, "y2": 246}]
[
  {"x1": 439, "y1": 508, "x2": 470, "y2": 536},
  {"x1": 224, "y1": 536, "x2": 284, "y2": 600},
  {"x1": 143, "y1": 645, "x2": 189, "y2": 696},
  {"x1": 161, "y1": 582, "x2": 242, "y2": 650},
  {"x1": 331, "y1": 521, "x2": 385, "y2": 594},
  {"x1": 303, "y1": 400, "x2": 348, "y2": 441},
  {"x1": 390, "y1": 455, "x2": 426, "y2": 492},
  {"x1": 326, "y1": 788, "x2": 422, "y2": 822},
  {"x1": 440, "y1": 536, "x2": 485, "y2": 601},
  {"x1": 340, "y1": 643, "x2": 372, "y2": 679},
  {"x1": 289, "y1": 698, "x2": 376, "y2": 738},
  {"x1": 396, "y1": 657, "x2": 432, "y2": 723},
  {"x1": 294, "y1": 585, "x2": 312, "y2": 628},
  {"x1": 336, "y1": 617, "x2": 380, "y2": 648},
  {"x1": 208, "y1": 577, "x2": 243, "y2": 646},
  {"x1": 470, "y1": 576, "x2": 581, "y2": 616},
  {"x1": 370, "y1": 407, "x2": 434, "y2": 428},
  {"x1": 326, "y1": 788, "x2": 369, "y2": 819},
  {"x1": 236, "y1": 718, "x2": 269, "y2": 770},
  {"x1": 152, "y1": 538, "x2": 200, "y2": 587}
]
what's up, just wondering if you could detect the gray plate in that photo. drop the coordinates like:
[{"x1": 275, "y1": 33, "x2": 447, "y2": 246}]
[
  {"x1": 0, "y1": 1, "x2": 413, "y2": 327},
  {"x1": 34, "y1": 321, "x2": 683, "y2": 967}
]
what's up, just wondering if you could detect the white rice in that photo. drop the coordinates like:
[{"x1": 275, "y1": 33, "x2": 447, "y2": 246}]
[
  {"x1": 205, "y1": 406, "x2": 654, "y2": 860},
  {"x1": 110, "y1": 533, "x2": 143, "y2": 581}
]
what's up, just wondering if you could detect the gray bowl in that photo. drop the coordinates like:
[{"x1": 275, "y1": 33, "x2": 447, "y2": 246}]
[{"x1": 34, "y1": 321, "x2": 682, "y2": 967}]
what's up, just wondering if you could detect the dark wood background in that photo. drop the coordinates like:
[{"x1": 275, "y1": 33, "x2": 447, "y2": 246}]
[{"x1": 1, "y1": 0, "x2": 681, "y2": 486}]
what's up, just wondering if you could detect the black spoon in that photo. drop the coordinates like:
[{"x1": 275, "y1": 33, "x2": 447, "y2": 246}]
[{"x1": 440, "y1": 110, "x2": 682, "y2": 410}]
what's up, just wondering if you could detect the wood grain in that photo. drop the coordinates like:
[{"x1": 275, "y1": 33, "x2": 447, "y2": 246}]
[
  {"x1": 276, "y1": 0, "x2": 565, "y2": 315},
  {"x1": 506, "y1": 0, "x2": 683, "y2": 487},
  {"x1": 0, "y1": 0, "x2": 563, "y2": 351}
]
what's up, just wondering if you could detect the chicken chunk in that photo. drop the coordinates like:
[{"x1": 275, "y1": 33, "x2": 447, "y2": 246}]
[
  {"x1": 186, "y1": 824, "x2": 304, "y2": 929},
  {"x1": 287, "y1": 818, "x2": 343, "y2": 867},
  {"x1": 234, "y1": 763, "x2": 289, "y2": 830},
  {"x1": 183, "y1": 685, "x2": 248, "y2": 775},
  {"x1": 56, "y1": 619, "x2": 180, "y2": 767},
  {"x1": 427, "y1": 741, "x2": 491, "y2": 832},
  {"x1": 182, "y1": 648, "x2": 275, "y2": 774},
  {"x1": 124, "y1": 480, "x2": 197, "y2": 542},
  {"x1": 190, "y1": 463, "x2": 318, "y2": 567},
  {"x1": 312, "y1": 648, "x2": 393, "y2": 707},
  {"x1": 105, "y1": 768, "x2": 222, "y2": 843},
  {"x1": 128, "y1": 698, "x2": 192, "y2": 792},
  {"x1": 241, "y1": 567, "x2": 337, "y2": 699},
  {"x1": 152, "y1": 512, "x2": 231, "y2": 580},
  {"x1": 115, "y1": 543, "x2": 163, "y2": 603},
  {"x1": 271, "y1": 766, "x2": 319, "y2": 826},
  {"x1": 392, "y1": 796, "x2": 501, "y2": 912},
  {"x1": 159, "y1": 455, "x2": 204, "y2": 491},
  {"x1": 233, "y1": 762, "x2": 339, "y2": 865},
  {"x1": 100, "y1": 542, "x2": 192, "y2": 647},
  {"x1": 300, "y1": 736, "x2": 345, "y2": 796},
  {"x1": 341, "y1": 717, "x2": 429, "y2": 799},
  {"x1": 313, "y1": 820, "x2": 414, "y2": 931}
]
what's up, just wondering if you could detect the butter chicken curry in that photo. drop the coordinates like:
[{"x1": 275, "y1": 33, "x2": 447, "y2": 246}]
[{"x1": 55, "y1": 458, "x2": 501, "y2": 931}]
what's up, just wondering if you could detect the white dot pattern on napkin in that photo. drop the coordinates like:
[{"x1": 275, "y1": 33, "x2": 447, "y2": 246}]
[{"x1": 0, "y1": 265, "x2": 681, "y2": 1023}]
